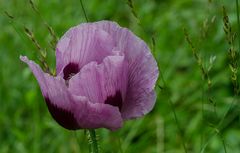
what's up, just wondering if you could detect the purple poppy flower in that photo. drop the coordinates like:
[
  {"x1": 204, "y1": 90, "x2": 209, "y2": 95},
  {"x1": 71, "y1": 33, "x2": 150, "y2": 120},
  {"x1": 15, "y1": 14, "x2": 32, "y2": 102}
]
[{"x1": 20, "y1": 21, "x2": 159, "y2": 131}]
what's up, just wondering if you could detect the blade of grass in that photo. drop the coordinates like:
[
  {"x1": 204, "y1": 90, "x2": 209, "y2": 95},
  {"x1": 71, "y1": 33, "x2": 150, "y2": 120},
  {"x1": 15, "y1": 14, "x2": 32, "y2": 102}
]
[
  {"x1": 5, "y1": 12, "x2": 53, "y2": 74},
  {"x1": 28, "y1": 0, "x2": 58, "y2": 50},
  {"x1": 79, "y1": 0, "x2": 89, "y2": 22},
  {"x1": 156, "y1": 117, "x2": 164, "y2": 153},
  {"x1": 121, "y1": 119, "x2": 143, "y2": 152},
  {"x1": 184, "y1": 27, "x2": 228, "y2": 153},
  {"x1": 3, "y1": 11, "x2": 31, "y2": 51},
  {"x1": 157, "y1": 70, "x2": 188, "y2": 153}
]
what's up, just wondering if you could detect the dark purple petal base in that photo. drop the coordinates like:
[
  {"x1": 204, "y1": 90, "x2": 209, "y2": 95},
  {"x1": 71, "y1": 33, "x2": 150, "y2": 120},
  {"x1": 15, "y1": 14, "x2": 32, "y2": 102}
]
[
  {"x1": 45, "y1": 97, "x2": 79, "y2": 130},
  {"x1": 105, "y1": 91, "x2": 123, "y2": 111}
]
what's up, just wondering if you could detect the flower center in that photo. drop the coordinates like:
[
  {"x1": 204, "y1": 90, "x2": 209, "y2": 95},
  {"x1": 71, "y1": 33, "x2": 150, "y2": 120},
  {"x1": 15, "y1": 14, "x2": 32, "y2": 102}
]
[
  {"x1": 104, "y1": 91, "x2": 123, "y2": 111},
  {"x1": 63, "y1": 63, "x2": 80, "y2": 80}
]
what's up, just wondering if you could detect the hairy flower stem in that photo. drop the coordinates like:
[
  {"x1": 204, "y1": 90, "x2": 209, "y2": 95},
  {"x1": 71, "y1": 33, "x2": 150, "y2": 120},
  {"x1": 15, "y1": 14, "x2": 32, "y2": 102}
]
[{"x1": 88, "y1": 129, "x2": 99, "y2": 153}]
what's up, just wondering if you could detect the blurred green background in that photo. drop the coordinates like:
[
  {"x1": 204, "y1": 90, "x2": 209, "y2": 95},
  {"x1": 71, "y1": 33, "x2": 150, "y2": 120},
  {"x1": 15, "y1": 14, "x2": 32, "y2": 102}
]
[{"x1": 0, "y1": 0, "x2": 240, "y2": 153}]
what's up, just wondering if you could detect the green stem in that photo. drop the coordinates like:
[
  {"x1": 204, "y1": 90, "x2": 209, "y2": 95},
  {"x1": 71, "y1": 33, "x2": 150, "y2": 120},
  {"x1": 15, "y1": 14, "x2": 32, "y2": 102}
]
[
  {"x1": 88, "y1": 129, "x2": 99, "y2": 153},
  {"x1": 79, "y1": 0, "x2": 89, "y2": 22}
]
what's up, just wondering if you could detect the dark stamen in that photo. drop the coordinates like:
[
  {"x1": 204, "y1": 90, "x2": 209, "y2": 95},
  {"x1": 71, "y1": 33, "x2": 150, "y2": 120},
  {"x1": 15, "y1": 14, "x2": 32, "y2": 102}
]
[
  {"x1": 104, "y1": 91, "x2": 123, "y2": 111},
  {"x1": 63, "y1": 63, "x2": 79, "y2": 80},
  {"x1": 45, "y1": 97, "x2": 79, "y2": 130}
]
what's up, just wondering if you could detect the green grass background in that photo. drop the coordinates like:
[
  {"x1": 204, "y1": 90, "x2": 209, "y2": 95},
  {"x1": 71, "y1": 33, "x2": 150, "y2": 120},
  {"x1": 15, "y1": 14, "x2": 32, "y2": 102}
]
[{"x1": 0, "y1": 0, "x2": 240, "y2": 153}]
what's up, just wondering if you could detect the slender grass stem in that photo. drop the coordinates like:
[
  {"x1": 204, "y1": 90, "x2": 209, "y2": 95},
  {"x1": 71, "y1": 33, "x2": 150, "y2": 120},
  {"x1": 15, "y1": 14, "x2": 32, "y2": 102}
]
[
  {"x1": 117, "y1": 137, "x2": 123, "y2": 153},
  {"x1": 236, "y1": 0, "x2": 240, "y2": 51},
  {"x1": 88, "y1": 129, "x2": 99, "y2": 153},
  {"x1": 220, "y1": 134, "x2": 227, "y2": 153},
  {"x1": 200, "y1": 132, "x2": 217, "y2": 153},
  {"x1": 29, "y1": 0, "x2": 58, "y2": 49},
  {"x1": 3, "y1": 11, "x2": 30, "y2": 50},
  {"x1": 184, "y1": 26, "x2": 228, "y2": 152},
  {"x1": 236, "y1": 0, "x2": 240, "y2": 95},
  {"x1": 79, "y1": 0, "x2": 89, "y2": 22},
  {"x1": 200, "y1": 81, "x2": 205, "y2": 151},
  {"x1": 158, "y1": 69, "x2": 188, "y2": 153},
  {"x1": 74, "y1": 131, "x2": 82, "y2": 151}
]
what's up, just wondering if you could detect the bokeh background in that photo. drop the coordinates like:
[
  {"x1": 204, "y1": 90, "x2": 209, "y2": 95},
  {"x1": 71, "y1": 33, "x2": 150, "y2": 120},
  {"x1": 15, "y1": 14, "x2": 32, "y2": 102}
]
[{"x1": 0, "y1": 0, "x2": 240, "y2": 153}]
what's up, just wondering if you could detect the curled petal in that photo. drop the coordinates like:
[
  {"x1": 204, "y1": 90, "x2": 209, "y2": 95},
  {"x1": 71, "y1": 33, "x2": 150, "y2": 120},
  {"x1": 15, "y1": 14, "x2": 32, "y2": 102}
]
[
  {"x1": 69, "y1": 55, "x2": 128, "y2": 111},
  {"x1": 87, "y1": 21, "x2": 159, "y2": 119},
  {"x1": 56, "y1": 23, "x2": 116, "y2": 76},
  {"x1": 72, "y1": 96, "x2": 123, "y2": 130},
  {"x1": 20, "y1": 56, "x2": 123, "y2": 130}
]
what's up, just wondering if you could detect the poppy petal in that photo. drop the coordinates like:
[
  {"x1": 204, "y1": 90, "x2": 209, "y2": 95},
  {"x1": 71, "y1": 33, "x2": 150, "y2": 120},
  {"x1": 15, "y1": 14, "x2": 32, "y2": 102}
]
[
  {"x1": 68, "y1": 55, "x2": 128, "y2": 111},
  {"x1": 88, "y1": 21, "x2": 159, "y2": 119},
  {"x1": 56, "y1": 23, "x2": 115, "y2": 76},
  {"x1": 20, "y1": 56, "x2": 123, "y2": 130}
]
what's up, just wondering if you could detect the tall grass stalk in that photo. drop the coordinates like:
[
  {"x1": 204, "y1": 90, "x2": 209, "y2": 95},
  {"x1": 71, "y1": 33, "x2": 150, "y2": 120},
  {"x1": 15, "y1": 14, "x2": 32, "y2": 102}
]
[
  {"x1": 4, "y1": 11, "x2": 44, "y2": 153},
  {"x1": 4, "y1": 11, "x2": 30, "y2": 51},
  {"x1": 79, "y1": 0, "x2": 89, "y2": 22},
  {"x1": 4, "y1": 11, "x2": 52, "y2": 74},
  {"x1": 236, "y1": 0, "x2": 240, "y2": 51},
  {"x1": 29, "y1": 0, "x2": 58, "y2": 50},
  {"x1": 200, "y1": 4, "x2": 240, "y2": 152},
  {"x1": 157, "y1": 74, "x2": 188, "y2": 153},
  {"x1": 223, "y1": 6, "x2": 239, "y2": 95},
  {"x1": 184, "y1": 27, "x2": 227, "y2": 153},
  {"x1": 121, "y1": 119, "x2": 143, "y2": 152}
]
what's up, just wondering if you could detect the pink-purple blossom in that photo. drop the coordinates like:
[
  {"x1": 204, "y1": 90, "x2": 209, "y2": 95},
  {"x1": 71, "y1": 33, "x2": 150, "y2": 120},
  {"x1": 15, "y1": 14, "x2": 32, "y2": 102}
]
[{"x1": 20, "y1": 21, "x2": 159, "y2": 130}]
